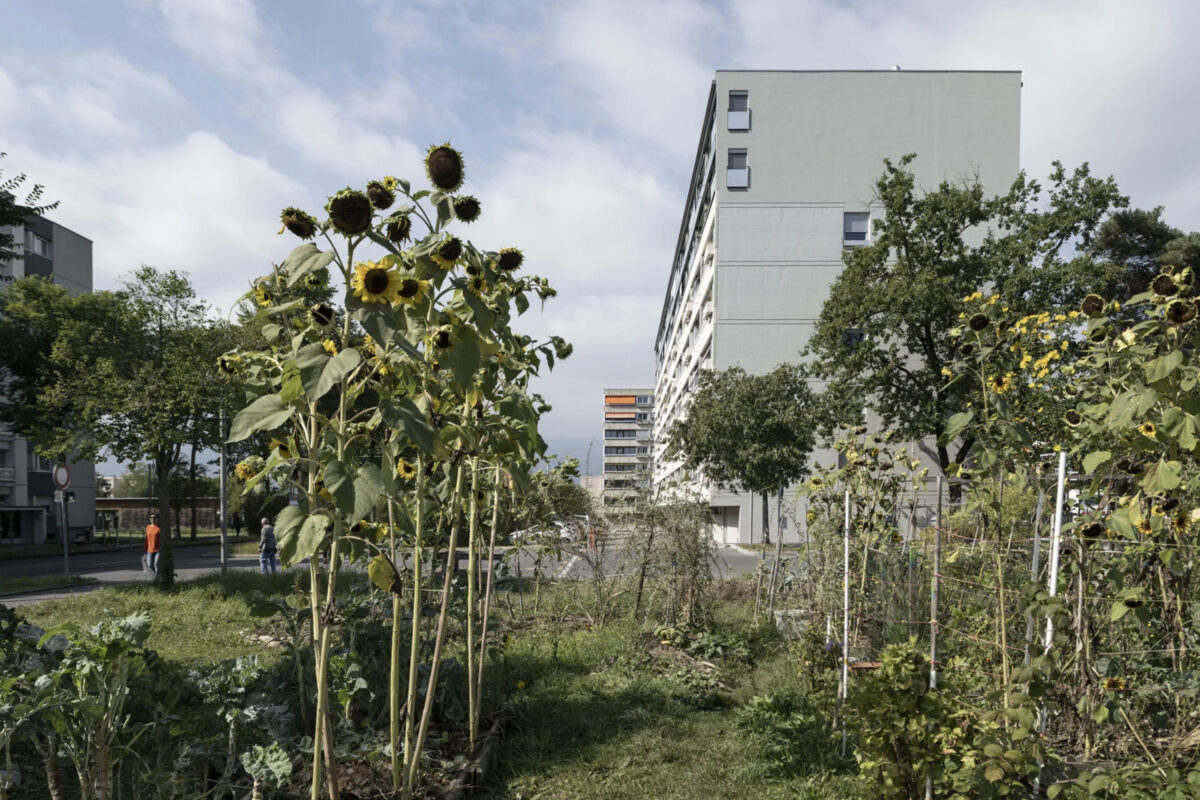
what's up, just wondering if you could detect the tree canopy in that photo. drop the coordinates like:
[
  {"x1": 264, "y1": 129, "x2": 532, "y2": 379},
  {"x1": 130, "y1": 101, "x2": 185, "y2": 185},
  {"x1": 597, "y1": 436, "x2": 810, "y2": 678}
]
[
  {"x1": 665, "y1": 364, "x2": 816, "y2": 544},
  {"x1": 0, "y1": 153, "x2": 58, "y2": 261},
  {"x1": 805, "y1": 155, "x2": 1126, "y2": 479}
]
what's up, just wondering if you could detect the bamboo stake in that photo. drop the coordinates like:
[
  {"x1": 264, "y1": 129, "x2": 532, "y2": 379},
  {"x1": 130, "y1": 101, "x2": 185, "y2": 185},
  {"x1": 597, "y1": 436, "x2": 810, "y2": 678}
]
[
  {"x1": 466, "y1": 458, "x2": 481, "y2": 751},
  {"x1": 475, "y1": 465, "x2": 502, "y2": 740}
]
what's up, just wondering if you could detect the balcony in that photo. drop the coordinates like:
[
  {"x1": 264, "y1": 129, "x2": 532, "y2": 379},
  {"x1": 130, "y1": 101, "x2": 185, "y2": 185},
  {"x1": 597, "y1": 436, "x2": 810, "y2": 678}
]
[
  {"x1": 727, "y1": 167, "x2": 750, "y2": 190},
  {"x1": 728, "y1": 109, "x2": 750, "y2": 131},
  {"x1": 0, "y1": 467, "x2": 15, "y2": 483}
]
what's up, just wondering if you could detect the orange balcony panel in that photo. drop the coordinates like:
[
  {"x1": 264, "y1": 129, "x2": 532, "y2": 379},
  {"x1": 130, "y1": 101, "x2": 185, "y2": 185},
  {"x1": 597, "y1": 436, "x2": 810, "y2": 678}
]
[
  {"x1": 606, "y1": 395, "x2": 637, "y2": 405},
  {"x1": 605, "y1": 412, "x2": 637, "y2": 420}
]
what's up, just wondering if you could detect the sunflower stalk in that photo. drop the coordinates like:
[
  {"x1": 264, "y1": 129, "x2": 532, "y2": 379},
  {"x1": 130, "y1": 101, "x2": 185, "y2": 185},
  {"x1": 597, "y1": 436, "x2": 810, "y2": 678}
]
[
  {"x1": 401, "y1": 455, "x2": 426, "y2": 800},
  {"x1": 388, "y1": 496, "x2": 402, "y2": 792},
  {"x1": 475, "y1": 464, "x2": 502, "y2": 741},
  {"x1": 466, "y1": 456, "x2": 481, "y2": 751},
  {"x1": 407, "y1": 460, "x2": 466, "y2": 791}
]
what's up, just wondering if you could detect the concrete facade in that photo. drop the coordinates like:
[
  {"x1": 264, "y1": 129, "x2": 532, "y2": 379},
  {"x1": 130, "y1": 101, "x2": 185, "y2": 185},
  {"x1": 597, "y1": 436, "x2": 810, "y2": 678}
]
[
  {"x1": 653, "y1": 70, "x2": 1021, "y2": 544},
  {"x1": 601, "y1": 388, "x2": 654, "y2": 508},
  {"x1": 0, "y1": 213, "x2": 97, "y2": 545}
]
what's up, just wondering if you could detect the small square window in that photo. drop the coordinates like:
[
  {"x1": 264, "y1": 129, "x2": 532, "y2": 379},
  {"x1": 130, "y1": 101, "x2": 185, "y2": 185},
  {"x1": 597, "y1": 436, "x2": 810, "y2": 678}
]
[
  {"x1": 728, "y1": 150, "x2": 748, "y2": 169},
  {"x1": 728, "y1": 91, "x2": 750, "y2": 131},
  {"x1": 729, "y1": 91, "x2": 748, "y2": 112},
  {"x1": 843, "y1": 212, "x2": 870, "y2": 246}
]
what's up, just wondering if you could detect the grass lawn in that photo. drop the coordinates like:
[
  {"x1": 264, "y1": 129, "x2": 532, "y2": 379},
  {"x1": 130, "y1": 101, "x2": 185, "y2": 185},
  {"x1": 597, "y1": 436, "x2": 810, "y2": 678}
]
[
  {"x1": 20, "y1": 570, "x2": 299, "y2": 663},
  {"x1": 486, "y1": 587, "x2": 864, "y2": 800}
]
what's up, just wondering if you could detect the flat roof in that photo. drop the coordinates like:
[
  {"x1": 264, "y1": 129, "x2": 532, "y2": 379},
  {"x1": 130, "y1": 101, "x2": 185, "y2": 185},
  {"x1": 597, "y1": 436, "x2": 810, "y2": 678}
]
[{"x1": 715, "y1": 69, "x2": 1021, "y2": 74}]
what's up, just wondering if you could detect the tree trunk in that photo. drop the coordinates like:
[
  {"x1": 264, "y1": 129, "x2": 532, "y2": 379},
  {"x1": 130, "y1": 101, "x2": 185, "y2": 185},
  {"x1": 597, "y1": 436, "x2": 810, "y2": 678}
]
[
  {"x1": 155, "y1": 455, "x2": 174, "y2": 588},
  {"x1": 761, "y1": 491, "x2": 771, "y2": 546}
]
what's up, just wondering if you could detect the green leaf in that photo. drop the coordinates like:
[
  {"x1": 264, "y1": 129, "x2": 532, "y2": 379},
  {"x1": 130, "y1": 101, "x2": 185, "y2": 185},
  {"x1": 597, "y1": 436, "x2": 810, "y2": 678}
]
[
  {"x1": 312, "y1": 348, "x2": 362, "y2": 403},
  {"x1": 1092, "y1": 703, "x2": 1110, "y2": 723},
  {"x1": 983, "y1": 743, "x2": 1005, "y2": 758},
  {"x1": 353, "y1": 463, "x2": 384, "y2": 522},
  {"x1": 984, "y1": 764, "x2": 1004, "y2": 782},
  {"x1": 1111, "y1": 601, "x2": 1129, "y2": 621},
  {"x1": 280, "y1": 243, "x2": 336, "y2": 288},
  {"x1": 1144, "y1": 349, "x2": 1183, "y2": 383},
  {"x1": 241, "y1": 742, "x2": 293, "y2": 786},
  {"x1": 939, "y1": 411, "x2": 974, "y2": 446},
  {"x1": 228, "y1": 394, "x2": 293, "y2": 442},
  {"x1": 273, "y1": 506, "x2": 305, "y2": 565},
  {"x1": 1141, "y1": 458, "x2": 1182, "y2": 493},
  {"x1": 382, "y1": 397, "x2": 435, "y2": 453},
  {"x1": 1082, "y1": 450, "x2": 1111, "y2": 475},
  {"x1": 324, "y1": 461, "x2": 355, "y2": 518},
  {"x1": 367, "y1": 554, "x2": 398, "y2": 593}
]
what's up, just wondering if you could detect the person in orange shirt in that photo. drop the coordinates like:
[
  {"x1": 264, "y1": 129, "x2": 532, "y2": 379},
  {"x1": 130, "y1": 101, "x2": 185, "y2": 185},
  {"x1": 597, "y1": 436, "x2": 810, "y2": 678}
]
[{"x1": 145, "y1": 513, "x2": 162, "y2": 574}]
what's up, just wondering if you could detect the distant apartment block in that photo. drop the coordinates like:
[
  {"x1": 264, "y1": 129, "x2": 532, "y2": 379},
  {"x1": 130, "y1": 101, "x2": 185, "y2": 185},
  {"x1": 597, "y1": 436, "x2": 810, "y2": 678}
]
[
  {"x1": 0, "y1": 210, "x2": 97, "y2": 544},
  {"x1": 653, "y1": 70, "x2": 1021, "y2": 543},
  {"x1": 602, "y1": 389, "x2": 653, "y2": 508}
]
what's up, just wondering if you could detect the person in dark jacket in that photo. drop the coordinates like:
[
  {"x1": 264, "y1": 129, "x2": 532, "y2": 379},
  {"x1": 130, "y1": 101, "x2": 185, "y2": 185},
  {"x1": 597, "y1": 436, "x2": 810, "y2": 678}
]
[{"x1": 259, "y1": 516, "x2": 278, "y2": 574}]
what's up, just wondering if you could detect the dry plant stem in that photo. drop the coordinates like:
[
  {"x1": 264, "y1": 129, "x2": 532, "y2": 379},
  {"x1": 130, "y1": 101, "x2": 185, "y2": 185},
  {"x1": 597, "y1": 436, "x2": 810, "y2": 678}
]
[
  {"x1": 767, "y1": 514, "x2": 784, "y2": 619},
  {"x1": 994, "y1": 541, "x2": 1010, "y2": 704},
  {"x1": 408, "y1": 461, "x2": 466, "y2": 790},
  {"x1": 475, "y1": 469, "x2": 502, "y2": 735},
  {"x1": 388, "y1": 497, "x2": 402, "y2": 792},
  {"x1": 401, "y1": 456, "x2": 426, "y2": 800},
  {"x1": 313, "y1": 535, "x2": 343, "y2": 800},
  {"x1": 633, "y1": 511, "x2": 655, "y2": 621},
  {"x1": 466, "y1": 457, "x2": 481, "y2": 751}
]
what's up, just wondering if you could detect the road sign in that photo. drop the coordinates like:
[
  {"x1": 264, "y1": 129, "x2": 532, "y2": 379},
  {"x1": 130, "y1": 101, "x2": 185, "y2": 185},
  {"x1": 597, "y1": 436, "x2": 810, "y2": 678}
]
[
  {"x1": 52, "y1": 463, "x2": 71, "y2": 490},
  {"x1": 54, "y1": 489, "x2": 63, "y2": 502}
]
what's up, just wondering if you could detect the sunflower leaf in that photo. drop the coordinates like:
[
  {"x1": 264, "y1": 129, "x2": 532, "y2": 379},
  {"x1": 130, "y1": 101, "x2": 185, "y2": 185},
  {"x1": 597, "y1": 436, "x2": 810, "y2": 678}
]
[
  {"x1": 367, "y1": 554, "x2": 399, "y2": 593},
  {"x1": 295, "y1": 343, "x2": 330, "y2": 400},
  {"x1": 323, "y1": 461, "x2": 355, "y2": 518},
  {"x1": 310, "y1": 348, "x2": 361, "y2": 403},
  {"x1": 280, "y1": 243, "x2": 336, "y2": 288},
  {"x1": 382, "y1": 397, "x2": 435, "y2": 453},
  {"x1": 353, "y1": 463, "x2": 383, "y2": 522},
  {"x1": 228, "y1": 394, "x2": 293, "y2": 443},
  {"x1": 1082, "y1": 450, "x2": 1111, "y2": 475}
]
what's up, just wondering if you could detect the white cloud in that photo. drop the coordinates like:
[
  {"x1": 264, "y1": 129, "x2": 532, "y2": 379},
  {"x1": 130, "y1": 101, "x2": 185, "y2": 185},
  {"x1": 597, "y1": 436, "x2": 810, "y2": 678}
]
[
  {"x1": 19, "y1": 131, "x2": 309, "y2": 313},
  {"x1": 552, "y1": 0, "x2": 720, "y2": 153},
  {"x1": 156, "y1": 0, "x2": 268, "y2": 75}
]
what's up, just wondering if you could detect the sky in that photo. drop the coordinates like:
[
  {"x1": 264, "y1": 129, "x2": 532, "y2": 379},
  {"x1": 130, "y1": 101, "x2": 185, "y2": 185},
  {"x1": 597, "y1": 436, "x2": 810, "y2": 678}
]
[{"x1": 2, "y1": 0, "x2": 1198, "y2": 477}]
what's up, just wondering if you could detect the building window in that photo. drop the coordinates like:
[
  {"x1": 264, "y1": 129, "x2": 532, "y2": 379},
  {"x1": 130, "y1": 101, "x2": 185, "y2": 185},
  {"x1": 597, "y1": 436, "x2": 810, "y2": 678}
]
[
  {"x1": 604, "y1": 464, "x2": 636, "y2": 473},
  {"x1": 727, "y1": 149, "x2": 749, "y2": 189},
  {"x1": 605, "y1": 429, "x2": 637, "y2": 439},
  {"x1": 728, "y1": 91, "x2": 750, "y2": 131},
  {"x1": 635, "y1": 412, "x2": 652, "y2": 421},
  {"x1": 27, "y1": 233, "x2": 51, "y2": 258},
  {"x1": 31, "y1": 454, "x2": 53, "y2": 472},
  {"x1": 844, "y1": 212, "x2": 870, "y2": 246},
  {"x1": 636, "y1": 395, "x2": 652, "y2": 405}
]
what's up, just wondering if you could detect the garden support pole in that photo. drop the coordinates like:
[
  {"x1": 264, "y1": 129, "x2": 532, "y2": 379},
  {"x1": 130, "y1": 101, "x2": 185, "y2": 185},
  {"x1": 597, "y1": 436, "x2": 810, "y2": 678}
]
[
  {"x1": 218, "y1": 406, "x2": 227, "y2": 573},
  {"x1": 767, "y1": 487, "x2": 784, "y2": 620},
  {"x1": 1024, "y1": 486, "x2": 1045, "y2": 667},
  {"x1": 841, "y1": 489, "x2": 850, "y2": 758},
  {"x1": 926, "y1": 475, "x2": 942, "y2": 800},
  {"x1": 1043, "y1": 451, "x2": 1067, "y2": 654}
]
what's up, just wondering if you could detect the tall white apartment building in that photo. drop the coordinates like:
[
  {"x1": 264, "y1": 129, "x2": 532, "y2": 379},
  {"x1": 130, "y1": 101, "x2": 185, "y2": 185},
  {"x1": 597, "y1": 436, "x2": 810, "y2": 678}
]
[
  {"x1": 653, "y1": 70, "x2": 1021, "y2": 544},
  {"x1": 601, "y1": 389, "x2": 654, "y2": 508}
]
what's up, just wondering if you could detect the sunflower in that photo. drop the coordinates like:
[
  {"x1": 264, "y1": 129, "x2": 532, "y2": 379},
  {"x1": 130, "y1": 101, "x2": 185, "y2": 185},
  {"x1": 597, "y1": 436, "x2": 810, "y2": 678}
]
[
  {"x1": 1138, "y1": 421, "x2": 1157, "y2": 439},
  {"x1": 466, "y1": 275, "x2": 488, "y2": 297},
  {"x1": 1080, "y1": 294, "x2": 1105, "y2": 316},
  {"x1": 396, "y1": 458, "x2": 417, "y2": 480},
  {"x1": 217, "y1": 354, "x2": 239, "y2": 375},
  {"x1": 352, "y1": 260, "x2": 402, "y2": 304},
  {"x1": 253, "y1": 282, "x2": 273, "y2": 307},
  {"x1": 309, "y1": 301, "x2": 334, "y2": 328},
  {"x1": 1135, "y1": 516, "x2": 1152, "y2": 535},
  {"x1": 316, "y1": 480, "x2": 333, "y2": 502},
  {"x1": 1103, "y1": 677, "x2": 1128, "y2": 691},
  {"x1": 1064, "y1": 409, "x2": 1082, "y2": 427},
  {"x1": 433, "y1": 328, "x2": 453, "y2": 349},
  {"x1": 233, "y1": 461, "x2": 256, "y2": 481},
  {"x1": 366, "y1": 179, "x2": 395, "y2": 210},
  {"x1": 497, "y1": 247, "x2": 524, "y2": 271},
  {"x1": 940, "y1": 367, "x2": 954, "y2": 379},
  {"x1": 1115, "y1": 456, "x2": 1143, "y2": 474},
  {"x1": 385, "y1": 212, "x2": 412, "y2": 244},
  {"x1": 1151, "y1": 272, "x2": 1179, "y2": 297},
  {"x1": 453, "y1": 195, "x2": 481, "y2": 222},
  {"x1": 269, "y1": 438, "x2": 291, "y2": 459},
  {"x1": 322, "y1": 339, "x2": 338, "y2": 356},
  {"x1": 279, "y1": 207, "x2": 318, "y2": 239},
  {"x1": 1166, "y1": 298, "x2": 1198, "y2": 325},
  {"x1": 989, "y1": 373, "x2": 1012, "y2": 394},
  {"x1": 326, "y1": 188, "x2": 373, "y2": 235},
  {"x1": 425, "y1": 143, "x2": 464, "y2": 192},
  {"x1": 395, "y1": 277, "x2": 431, "y2": 305},
  {"x1": 968, "y1": 313, "x2": 991, "y2": 331},
  {"x1": 432, "y1": 236, "x2": 463, "y2": 269}
]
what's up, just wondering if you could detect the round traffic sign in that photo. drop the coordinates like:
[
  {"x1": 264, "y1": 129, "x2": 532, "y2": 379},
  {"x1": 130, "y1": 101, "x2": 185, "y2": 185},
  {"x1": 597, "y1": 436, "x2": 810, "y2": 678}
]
[{"x1": 52, "y1": 463, "x2": 71, "y2": 490}]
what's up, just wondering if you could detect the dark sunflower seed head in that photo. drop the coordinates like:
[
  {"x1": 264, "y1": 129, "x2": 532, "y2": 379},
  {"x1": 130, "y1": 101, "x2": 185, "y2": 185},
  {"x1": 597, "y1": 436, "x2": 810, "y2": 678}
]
[
  {"x1": 280, "y1": 207, "x2": 319, "y2": 239},
  {"x1": 425, "y1": 144, "x2": 464, "y2": 192},
  {"x1": 1081, "y1": 294, "x2": 1105, "y2": 315},
  {"x1": 366, "y1": 180, "x2": 396, "y2": 210},
  {"x1": 453, "y1": 195, "x2": 481, "y2": 222},
  {"x1": 326, "y1": 189, "x2": 373, "y2": 235}
]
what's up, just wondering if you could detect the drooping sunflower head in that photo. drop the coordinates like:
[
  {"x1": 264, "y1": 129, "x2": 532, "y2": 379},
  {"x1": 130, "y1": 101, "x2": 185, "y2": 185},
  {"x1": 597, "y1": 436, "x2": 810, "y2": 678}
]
[
  {"x1": 395, "y1": 276, "x2": 431, "y2": 306},
  {"x1": 425, "y1": 143, "x2": 465, "y2": 192},
  {"x1": 497, "y1": 247, "x2": 524, "y2": 271},
  {"x1": 366, "y1": 180, "x2": 395, "y2": 210},
  {"x1": 1165, "y1": 298, "x2": 1198, "y2": 325},
  {"x1": 989, "y1": 373, "x2": 1012, "y2": 394},
  {"x1": 326, "y1": 188, "x2": 374, "y2": 235},
  {"x1": 1064, "y1": 410, "x2": 1082, "y2": 427},
  {"x1": 433, "y1": 326, "x2": 454, "y2": 350},
  {"x1": 385, "y1": 212, "x2": 412, "y2": 244},
  {"x1": 1151, "y1": 272, "x2": 1180, "y2": 298},
  {"x1": 968, "y1": 313, "x2": 991, "y2": 331},
  {"x1": 453, "y1": 195, "x2": 481, "y2": 223},
  {"x1": 279, "y1": 207, "x2": 319, "y2": 239},
  {"x1": 396, "y1": 458, "x2": 417, "y2": 480},
  {"x1": 253, "y1": 281, "x2": 274, "y2": 308},
  {"x1": 322, "y1": 338, "x2": 338, "y2": 356},
  {"x1": 550, "y1": 336, "x2": 573, "y2": 360},
  {"x1": 466, "y1": 275, "x2": 488, "y2": 297},
  {"x1": 309, "y1": 301, "x2": 334, "y2": 328},
  {"x1": 1081, "y1": 294, "x2": 1106, "y2": 316},
  {"x1": 1174, "y1": 266, "x2": 1195, "y2": 291},
  {"x1": 217, "y1": 354, "x2": 239, "y2": 376},
  {"x1": 1138, "y1": 421, "x2": 1157, "y2": 440},
  {"x1": 268, "y1": 438, "x2": 292, "y2": 459},
  {"x1": 233, "y1": 460, "x2": 257, "y2": 481},
  {"x1": 352, "y1": 260, "x2": 401, "y2": 304},
  {"x1": 432, "y1": 235, "x2": 463, "y2": 269}
]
